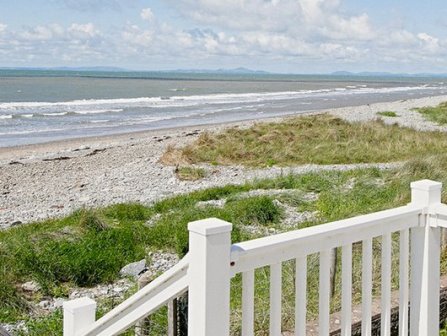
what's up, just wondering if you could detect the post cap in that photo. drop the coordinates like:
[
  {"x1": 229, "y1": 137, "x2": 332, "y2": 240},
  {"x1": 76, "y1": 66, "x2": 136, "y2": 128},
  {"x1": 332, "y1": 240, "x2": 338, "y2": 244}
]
[
  {"x1": 63, "y1": 297, "x2": 97, "y2": 313},
  {"x1": 188, "y1": 218, "x2": 232, "y2": 236},
  {"x1": 410, "y1": 179, "x2": 442, "y2": 191}
]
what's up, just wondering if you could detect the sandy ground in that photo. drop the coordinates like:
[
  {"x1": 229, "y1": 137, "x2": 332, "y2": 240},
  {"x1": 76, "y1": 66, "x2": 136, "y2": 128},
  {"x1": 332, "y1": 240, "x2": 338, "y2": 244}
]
[{"x1": 1, "y1": 94, "x2": 447, "y2": 229}]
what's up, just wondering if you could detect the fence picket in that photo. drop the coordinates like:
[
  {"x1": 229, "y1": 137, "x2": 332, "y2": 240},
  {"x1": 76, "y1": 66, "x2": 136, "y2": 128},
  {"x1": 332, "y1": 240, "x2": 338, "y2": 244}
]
[
  {"x1": 381, "y1": 232, "x2": 392, "y2": 336},
  {"x1": 242, "y1": 270, "x2": 255, "y2": 336},
  {"x1": 319, "y1": 250, "x2": 331, "y2": 335},
  {"x1": 341, "y1": 244, "x2": 352, "y2": 336},
  {"x1": 270, "y1": 263, "x2": 282, "y2": 336},
  {"x1": 362, "y1": 238, "x2": 373, "y2": 336},
  {"x1": 399, "y1": 229, "x2": 409, "y2": 336},
  {"x1": 295, "y1": 256, "x2": 307, "y2": 336}
]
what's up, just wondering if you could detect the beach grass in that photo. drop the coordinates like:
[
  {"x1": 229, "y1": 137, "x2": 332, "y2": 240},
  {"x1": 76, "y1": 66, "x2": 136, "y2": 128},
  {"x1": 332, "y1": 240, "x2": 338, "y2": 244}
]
[
  {"x1": 377, "y1": 111, "x2": 398, "y2": 117},
  {"x1": 160, "y1": 114, "x2": 447, "y2": 167},
  {"x1": 4, "y1": 154, "x2": 447, "y2": 334},
  {"x1": 175, "y1": 166, "x2": 207, "y2": 181},
  {"x1": 414, "y1": 101, "x2": 447, "y2": 124}
]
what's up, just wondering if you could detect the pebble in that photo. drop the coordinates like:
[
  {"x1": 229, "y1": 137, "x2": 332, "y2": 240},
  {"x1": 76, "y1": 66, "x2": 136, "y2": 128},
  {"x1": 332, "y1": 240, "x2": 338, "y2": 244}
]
[
  {"x1": 21, "y1": 281, "x2": 41, "y2": 292},
  {"x1": 0, "y1": 95, "x2": 445, "y2": 229}
]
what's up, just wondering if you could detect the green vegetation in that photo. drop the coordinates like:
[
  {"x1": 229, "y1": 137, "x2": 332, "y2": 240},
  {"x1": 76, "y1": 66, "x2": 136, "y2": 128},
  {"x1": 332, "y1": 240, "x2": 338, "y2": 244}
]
[
  {"x1": 5, "y1": 112, "x2": 447, "y2": 334},
  {"x1": 4, "y1": 154, "x2": 447, "y2": 334},
  {"x1": 377, "y1": 111, "x2": 398, "y2": 117},
  {"x1": 175, "y1": 166, "x2": 207, "y2": 181},
  {"x1": 161, "y1": 114, "x2": 447, "y2": 167},
  {"x1": 415, "y1": 101, "x2": 447, "y2": 124}
]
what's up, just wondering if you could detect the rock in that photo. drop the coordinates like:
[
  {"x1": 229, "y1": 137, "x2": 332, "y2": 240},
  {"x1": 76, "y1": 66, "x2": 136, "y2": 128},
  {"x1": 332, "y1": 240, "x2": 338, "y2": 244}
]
[
  {"x1": 53, "y1": 298, "x2": 66, "y2": 308},
  {"x1": 21, "y1": 281, "x2": 41, "y2": 292},
  {"x1": 196, "y1": 199, "x2": 226, "y2": 208},
  {"x1": 37, "y1": 300, "x2": 51, "y2": 309},
  {"x1": 120, "y1": 259, "x2": 147, "y2": 278},
  {"x1": 113, "y1": 286, "x2": 125, "y2": 294}
]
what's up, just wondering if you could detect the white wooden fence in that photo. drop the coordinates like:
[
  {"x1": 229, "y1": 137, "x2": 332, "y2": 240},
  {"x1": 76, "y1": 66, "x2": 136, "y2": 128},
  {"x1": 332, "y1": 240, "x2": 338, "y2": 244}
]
[{"x1": 64, "y1": 179, "x2": 447, "y2": 335}]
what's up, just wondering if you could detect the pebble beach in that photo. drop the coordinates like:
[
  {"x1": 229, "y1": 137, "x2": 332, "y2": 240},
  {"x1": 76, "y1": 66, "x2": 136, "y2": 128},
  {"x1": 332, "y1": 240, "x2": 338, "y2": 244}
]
[{"x1": 1, "y1": 94, "x2": 447, "y2": 230}]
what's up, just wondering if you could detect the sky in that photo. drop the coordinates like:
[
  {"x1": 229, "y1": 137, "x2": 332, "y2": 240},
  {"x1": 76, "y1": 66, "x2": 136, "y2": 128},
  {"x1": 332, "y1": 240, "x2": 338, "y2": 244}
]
[{"x1": 0, "y1": 0, "x2": 446, "y2": 73}]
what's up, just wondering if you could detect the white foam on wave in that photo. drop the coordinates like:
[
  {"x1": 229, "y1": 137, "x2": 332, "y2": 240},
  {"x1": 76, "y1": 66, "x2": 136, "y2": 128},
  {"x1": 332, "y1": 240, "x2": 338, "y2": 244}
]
[
  {"x1": 0, "y1": 84, "x2": 445, "y2": 117},
  {"x1": 42, "y1": 112, "x2": 68, "y2": 116},
  {"x1": 0, "y1": 114, "x2": 12, "y2": 119},
  {"x1": 76, "y1": 108, "x2": 124, "y2": 115}
]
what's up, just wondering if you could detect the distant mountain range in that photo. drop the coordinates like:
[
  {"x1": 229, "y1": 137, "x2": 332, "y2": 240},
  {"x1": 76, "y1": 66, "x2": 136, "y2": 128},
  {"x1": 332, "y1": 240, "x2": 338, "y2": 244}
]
[
  {"x1": 1, "y1": 67, "x2": 447, "y2": 78},
  {"x1": 331, "y1": 71, "x2": 447, "y2": 78},
  {"x1": 0, "y1": 66, "x2": 269, "y2": 74},
  {"x1": 166, "y1": 67, "x2": 270, "y2": 74}
]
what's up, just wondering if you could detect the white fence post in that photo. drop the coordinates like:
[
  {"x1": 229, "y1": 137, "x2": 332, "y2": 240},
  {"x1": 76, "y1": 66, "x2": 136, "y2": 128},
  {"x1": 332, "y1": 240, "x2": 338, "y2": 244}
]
[
  {"x1": 187, "y1": 218, "x2": 233, "y2": 336},
  {"x1": 410, "y1": 180, "x2": 441, "y2": 336},
  {"x1": 63, "y1": 297, "x2": 97, "y2": 336}
]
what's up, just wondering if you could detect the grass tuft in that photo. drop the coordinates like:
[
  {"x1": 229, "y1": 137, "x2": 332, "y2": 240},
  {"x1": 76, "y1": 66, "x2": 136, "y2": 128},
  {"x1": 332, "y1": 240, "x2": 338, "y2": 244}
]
[
  {"x1": 414, "y1": 101, "x2": 447, "y2": 124},
  {"x1": 175, "y1": 166, "x2": 207, "y2": 181},
  {"x1": 159, "y1": 145, "x2": 191, "y2": 166},
  {"x1": 79, "y1": 209, "x2": 108, "y2": 233},
  {"x1": 377, "y1": 111, "x2": 398, "y2": 117},
  {"x1": 163, "y1": 114, "x2": 447, "y2": 167}
]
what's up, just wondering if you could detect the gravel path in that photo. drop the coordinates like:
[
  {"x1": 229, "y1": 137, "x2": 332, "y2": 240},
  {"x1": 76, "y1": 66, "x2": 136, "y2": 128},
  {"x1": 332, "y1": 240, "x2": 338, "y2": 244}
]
[{"x1": 1, "y1": 94, "x2": 446, "y2": 229}]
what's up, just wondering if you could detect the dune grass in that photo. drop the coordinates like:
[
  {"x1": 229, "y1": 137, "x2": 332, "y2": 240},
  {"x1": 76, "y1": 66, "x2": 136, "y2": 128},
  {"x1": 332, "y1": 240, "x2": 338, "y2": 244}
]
[
  {"x1": 175, "y1": 166, "x2": 207, "y2": 181},
  {"x1": 415, "y1": 101, "x2": 447, "y2": 125},
  {"x1": 4, "y1": 151, "x2": 447, "y2": 332},
  {"x1": 160, "y1": 114, "x2": 447, "y2": 167},
  {"x1": 377, "y1": 111, "x2": 398, "y2": 117}
]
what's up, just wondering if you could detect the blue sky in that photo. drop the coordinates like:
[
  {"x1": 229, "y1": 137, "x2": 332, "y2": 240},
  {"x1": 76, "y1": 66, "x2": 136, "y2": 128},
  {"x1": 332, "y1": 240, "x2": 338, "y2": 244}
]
[{"x1": 0, "y1": 0, "x2": 446, "y2": 73}]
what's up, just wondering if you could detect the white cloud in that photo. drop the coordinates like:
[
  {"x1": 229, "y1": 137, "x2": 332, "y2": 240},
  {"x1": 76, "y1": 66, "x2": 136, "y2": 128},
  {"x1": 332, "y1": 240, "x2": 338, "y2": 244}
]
[
  {"x1": 68, "y1": 23, "x2": 99, "y2": 39},
  {"x1": 1, "y1": 2, "x2": 447, "y2": 72},
  {"x1": 141, "y1": 8, "x2": 154, "y2": 21},
  {"x1": 121, "y1": 25, "x2": 153, "y2": 47},
  {"x1": 19, "y1": 24, "x2": 64, "y2": 41}
]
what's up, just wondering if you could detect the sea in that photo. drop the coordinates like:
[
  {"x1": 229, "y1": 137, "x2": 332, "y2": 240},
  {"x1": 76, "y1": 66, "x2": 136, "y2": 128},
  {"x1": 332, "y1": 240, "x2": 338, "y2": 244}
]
[{"x1": 1, "y1": 69, "x2": 447, "y2": 148}]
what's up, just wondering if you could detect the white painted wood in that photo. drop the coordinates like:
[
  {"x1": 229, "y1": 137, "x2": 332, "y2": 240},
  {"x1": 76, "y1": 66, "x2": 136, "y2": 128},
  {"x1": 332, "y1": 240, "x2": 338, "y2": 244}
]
[
  {"x1": 410, "y1": 180, "x2": 441, "y2": 336},
  {"x1": 187, "y1": 218, "x2": 233, "y2": 336},
  {"x1": 319, "y1": 250, "x2": 331, "y2": 336},
  {"x1": 242, "y1": 270, "x2": 255, "y2": 336},
  {"x1": 62, "y1": 180, "x2": 446, "y2": 336},
  {"x1": 94, "y1": 278, "x2": 188, "y2": 336},
  {"x1": 80, "y1": 256, "x2": 189, "y2": 336},
  {"x1": 399, "y1": 229, "x2": 409, "y2": 336},
  {"x1": 230, "y1": 206, "x2": 421, "y2": 275},
  {"x1": 361, "y1": 238, "x2": 372, "y2": 336},
  {"x1": 295, "y1": 256, "x2": 307, "y2": 336},
  {"x1": 63, "y1": 298, "x2": 96, "y2": 336},
  {"x1": 270, "y1": 263, "x2": 282, "y2": 336},
  {"x1": 341, "y1": 244, "x2": 352, "y2": 336},
  {"x1": 381, "y1": 232, "x2": 392, "y2": 336}
]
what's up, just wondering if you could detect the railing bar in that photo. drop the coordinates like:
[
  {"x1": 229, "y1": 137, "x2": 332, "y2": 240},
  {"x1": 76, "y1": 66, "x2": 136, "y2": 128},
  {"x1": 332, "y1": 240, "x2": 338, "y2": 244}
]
[
  {"x1": 242, "y1": 270, "x2": 255, "y2": 336},
  {"x1": 362, "y1": 238, "x2": 373, "y2": 336},
  {"x1": 399, "y1": 229, "x2": 409, "y2": 336},
  {"x1": 341, "y1": 244, "x2": 352, "y2": 336},
  {"x1": 270, "y1": 263, "x2": 282, "y2": 336},
  {"x1": 295, "y1": 256, "x2": 307, "y2": 336},
  {"x1": 319, "y1": 249, "x2": 331, "y2": 335},
  {"x1": 381, "y1": 232, "x2": 392, "y2": 336},
  {"x1": 167, "y1": 298, "x2": 177, "y2": 336}
]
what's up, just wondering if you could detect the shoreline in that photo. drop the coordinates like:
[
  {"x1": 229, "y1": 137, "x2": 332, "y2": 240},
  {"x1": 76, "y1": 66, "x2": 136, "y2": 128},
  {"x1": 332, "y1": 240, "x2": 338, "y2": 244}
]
[
  {"x1": 1, "y1": 94, "x2": 447, "y2": 228},
  {"x1": 2, "y1": 93, "x2": 447, "y2": 164}
]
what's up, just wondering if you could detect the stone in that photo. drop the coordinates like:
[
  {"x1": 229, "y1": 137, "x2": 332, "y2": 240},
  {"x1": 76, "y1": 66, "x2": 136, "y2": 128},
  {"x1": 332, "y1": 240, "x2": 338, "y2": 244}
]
[
  {"x1": 37, "y1": 300, "x2": 51, "y2": 309},
  {"x1": 21, "y1": 281, "x2": 41, "y2": 292},
  {"x1": 119, "y1": 259, "x2": 147, "y2": 278},
  {"x1": 53, "y1": 298, "x2": 66, "y2": 308}
]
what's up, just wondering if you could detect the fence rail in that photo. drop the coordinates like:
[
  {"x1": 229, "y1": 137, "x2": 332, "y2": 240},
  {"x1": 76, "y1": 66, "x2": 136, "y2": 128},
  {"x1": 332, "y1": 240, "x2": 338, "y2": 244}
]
[{"x1": 63, "y1": 179, "x2": 447, "y2": 335}]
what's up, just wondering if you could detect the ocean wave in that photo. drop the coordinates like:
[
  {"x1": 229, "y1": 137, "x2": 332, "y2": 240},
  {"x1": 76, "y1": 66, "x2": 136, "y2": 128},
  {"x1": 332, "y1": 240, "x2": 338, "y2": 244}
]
[{"x1": 0, "y1": 85, "x2": 445, "y2": 117}]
